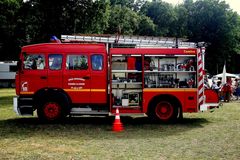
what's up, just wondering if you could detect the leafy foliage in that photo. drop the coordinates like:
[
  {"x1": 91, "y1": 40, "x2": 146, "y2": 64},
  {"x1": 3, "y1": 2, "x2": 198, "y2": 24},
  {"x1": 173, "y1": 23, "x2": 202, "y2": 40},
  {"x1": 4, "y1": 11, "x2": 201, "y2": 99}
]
[
  {"x1": 183, "y1": 0, "x2": 240, "y2": 74},
  {"x1": 140, "y1": 0, "x2": 176, "y2": 36},
  {"x1": 107, "y1": 5, "x2": 140, "y2": 34},
  {"x1": 0, "y1": 0, "x2": 240, "y2": 74},
  {"x1": 0, "y1": 0, "x2": 22, "y2": 60},
  {"x1": 137, "y1": 15, "x2": 156, "y2": 36}
]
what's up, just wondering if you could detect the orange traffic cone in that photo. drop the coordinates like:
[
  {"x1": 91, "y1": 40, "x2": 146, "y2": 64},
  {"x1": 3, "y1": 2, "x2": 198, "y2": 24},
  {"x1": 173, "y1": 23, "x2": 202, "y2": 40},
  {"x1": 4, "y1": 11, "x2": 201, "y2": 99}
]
[{"x1": 112, "y1": 108, "x2": 124, "y2": 132}]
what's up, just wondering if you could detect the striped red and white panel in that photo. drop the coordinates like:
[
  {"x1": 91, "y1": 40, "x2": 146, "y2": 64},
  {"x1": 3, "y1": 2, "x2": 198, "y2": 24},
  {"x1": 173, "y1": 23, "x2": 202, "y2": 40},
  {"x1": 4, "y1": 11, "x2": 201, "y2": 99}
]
[{"x1": 198, "y1": 48, "x2": 204, "y2": 107}]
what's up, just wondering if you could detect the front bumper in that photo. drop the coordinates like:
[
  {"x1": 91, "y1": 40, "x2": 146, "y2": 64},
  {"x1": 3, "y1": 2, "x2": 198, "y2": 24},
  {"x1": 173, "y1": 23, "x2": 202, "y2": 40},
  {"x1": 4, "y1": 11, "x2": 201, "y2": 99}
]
[
  {"x1": 200, "y1": 103, "x2": 219, "y2": 111},
  {"x1": 13, "y1": 97, "x2": 20, "y2": 115},
  {"x1": 13, "y1": 96, "x2": 33, "y2": 116}
]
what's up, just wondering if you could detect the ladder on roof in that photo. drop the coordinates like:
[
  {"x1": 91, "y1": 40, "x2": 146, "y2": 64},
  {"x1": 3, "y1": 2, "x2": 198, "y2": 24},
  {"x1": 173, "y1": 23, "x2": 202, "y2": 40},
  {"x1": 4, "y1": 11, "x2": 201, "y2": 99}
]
[{"x1": 61, "y1": 34, "x2": 196, "y2": 48}]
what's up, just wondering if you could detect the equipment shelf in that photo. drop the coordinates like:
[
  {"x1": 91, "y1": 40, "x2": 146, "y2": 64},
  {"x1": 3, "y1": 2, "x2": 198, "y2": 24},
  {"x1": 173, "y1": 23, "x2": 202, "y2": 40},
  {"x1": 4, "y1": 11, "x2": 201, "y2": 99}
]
[{"x1": 112, "y1": 70, "x2": 142, "y2": 73}]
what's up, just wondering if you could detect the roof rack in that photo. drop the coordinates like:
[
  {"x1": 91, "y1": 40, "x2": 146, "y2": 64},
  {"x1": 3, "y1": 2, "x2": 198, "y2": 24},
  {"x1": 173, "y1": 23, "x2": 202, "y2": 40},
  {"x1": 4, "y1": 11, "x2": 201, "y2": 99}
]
[{"x1": 61, "y1": 34, "x2": 196, "y2": 48}]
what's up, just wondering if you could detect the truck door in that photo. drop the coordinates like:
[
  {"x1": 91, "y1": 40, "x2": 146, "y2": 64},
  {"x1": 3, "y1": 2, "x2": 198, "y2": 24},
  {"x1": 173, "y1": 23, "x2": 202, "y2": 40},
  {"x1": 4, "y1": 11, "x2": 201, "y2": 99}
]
[
  {"x1": 47, "y1": 54, "x2": 63, "y2": 88},
  {"x1": 90, "y1": 54, "x2": 107, "y2": 104},
  {"x1": 19, "y1": 53, "x2": 47, "y2": 94},
  {"x1": 63, "y1": 54, "x2": 91, "y2": 103}
]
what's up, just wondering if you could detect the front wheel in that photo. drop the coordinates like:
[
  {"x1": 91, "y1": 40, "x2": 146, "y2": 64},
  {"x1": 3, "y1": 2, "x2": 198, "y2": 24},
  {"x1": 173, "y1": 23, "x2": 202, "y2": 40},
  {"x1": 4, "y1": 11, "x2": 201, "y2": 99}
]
[{"x1": 37, "y1": 101, "x2": 65, "y2": 122}]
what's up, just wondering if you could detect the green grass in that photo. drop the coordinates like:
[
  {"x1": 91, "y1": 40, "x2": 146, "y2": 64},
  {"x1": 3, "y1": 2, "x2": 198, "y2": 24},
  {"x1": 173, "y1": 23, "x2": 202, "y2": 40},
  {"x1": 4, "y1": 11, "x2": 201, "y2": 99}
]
[{"x1": 0, "y1": 88, "x2": 240, "y2": 160}]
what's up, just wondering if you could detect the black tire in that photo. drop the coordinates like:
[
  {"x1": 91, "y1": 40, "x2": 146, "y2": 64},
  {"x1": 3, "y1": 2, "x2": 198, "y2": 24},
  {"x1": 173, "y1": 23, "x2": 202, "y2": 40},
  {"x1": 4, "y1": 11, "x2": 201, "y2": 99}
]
[
  {"x1": 37, "y1": 100, "x2": 65, "y2": 122},
  {"x1": 36, "y1": 92, "x2": 69, "y2": 122},
  {"x1": 148, "y1": 98, "x2": 179, "y2": 123}
]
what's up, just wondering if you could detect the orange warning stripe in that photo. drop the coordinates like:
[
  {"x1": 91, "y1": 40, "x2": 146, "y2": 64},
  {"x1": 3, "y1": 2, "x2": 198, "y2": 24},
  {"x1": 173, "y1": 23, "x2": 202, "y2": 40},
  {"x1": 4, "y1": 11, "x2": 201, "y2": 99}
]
[
  {"x1": 143, "y1": 88, "x2": 197, "y2": 92},
  {"x1": 64, "y1": 89, "x2": 106, "y2": 92},
  {"x1": 20, "y1": 92, "x2": 34, "y2": 95}
]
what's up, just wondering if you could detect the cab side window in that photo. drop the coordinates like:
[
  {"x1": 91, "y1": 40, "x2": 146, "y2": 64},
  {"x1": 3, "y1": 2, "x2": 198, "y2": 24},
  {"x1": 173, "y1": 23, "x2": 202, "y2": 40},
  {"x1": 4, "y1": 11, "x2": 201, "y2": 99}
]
[
  {"x1": 49, "y1": 54, "x2": 62, "y2": 70},
  {"x1": 23, "y1": 54, "x2": 45, "y2": 70},
  {"x1": 66, "y1": 55, "x2": 88, "y2": 70},
  {"x1": 91, "y1": 54, "x2": 103, "y2": 71}
]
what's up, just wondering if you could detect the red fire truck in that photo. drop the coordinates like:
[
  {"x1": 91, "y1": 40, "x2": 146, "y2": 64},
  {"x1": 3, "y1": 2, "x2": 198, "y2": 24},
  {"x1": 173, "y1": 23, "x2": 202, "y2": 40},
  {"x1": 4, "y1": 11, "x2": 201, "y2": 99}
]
[{"x1": 13, "y1": 40, "x2": 219, "y2": 122}]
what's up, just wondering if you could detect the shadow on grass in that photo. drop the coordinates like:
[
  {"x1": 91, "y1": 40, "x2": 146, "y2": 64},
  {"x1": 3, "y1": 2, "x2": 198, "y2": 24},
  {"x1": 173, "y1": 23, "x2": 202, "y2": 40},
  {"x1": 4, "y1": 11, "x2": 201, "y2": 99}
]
[
  {"x1": 1, "y1": 115, "x2": 209, "y2": 125},
  {"x1": 0, "y1": 116, "x2": 210, "y2": 140},
  {"x1": 0, "y1": 95, "x2": 14, "y2": 106}
]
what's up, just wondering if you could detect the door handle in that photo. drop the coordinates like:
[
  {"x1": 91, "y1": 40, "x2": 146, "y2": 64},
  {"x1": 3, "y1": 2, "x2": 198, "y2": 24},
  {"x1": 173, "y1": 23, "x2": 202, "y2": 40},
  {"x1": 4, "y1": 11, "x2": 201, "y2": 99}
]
[
  {"x1": 40, "y1": 76, "x2": 47, "y2": 79},
  {"x1": 82, "y1": 76, "x2": 90, "y2": 80}
]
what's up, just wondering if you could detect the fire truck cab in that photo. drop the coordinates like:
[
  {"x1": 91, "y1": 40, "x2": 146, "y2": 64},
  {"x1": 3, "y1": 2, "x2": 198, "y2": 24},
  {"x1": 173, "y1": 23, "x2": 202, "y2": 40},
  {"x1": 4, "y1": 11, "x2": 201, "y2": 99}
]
[{"x1": 14, "y1": 43, "x2": 219, "y2": 122}]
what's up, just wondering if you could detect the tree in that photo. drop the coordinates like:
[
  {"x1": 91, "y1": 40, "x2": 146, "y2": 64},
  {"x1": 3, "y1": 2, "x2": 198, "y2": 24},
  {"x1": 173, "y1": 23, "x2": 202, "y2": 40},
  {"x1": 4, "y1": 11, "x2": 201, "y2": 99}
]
[
  {"x1": 110, "y1": 0, "x2": 134, "y2": 8},
  {"x1": 83, "y1": 0, "x2": 110, "y2": 34},
  {"x1": 0, "y1": 0, "x2": 22, "y2": 60},
  {"x1": 106, "y1": 5, "x2": 140, "y2": 34},
  {"x1": 133, "y1": 0, "x2": 147, "y2": 12},
  {"x1": 183, "y1": 0, "x2": 240, "y2": 74},
  {"x1": 170, "y1": 4, "x2": 188, "y2": 38},
  {"x1": 137, "y1": 15, "x2": 156, "y2": 36},
  {"x1": 0, "y1": 0, "x2": 240, "y2": 72},
  {"x1": 140, "y1": 0, "x2": 175, "y2": 36}
]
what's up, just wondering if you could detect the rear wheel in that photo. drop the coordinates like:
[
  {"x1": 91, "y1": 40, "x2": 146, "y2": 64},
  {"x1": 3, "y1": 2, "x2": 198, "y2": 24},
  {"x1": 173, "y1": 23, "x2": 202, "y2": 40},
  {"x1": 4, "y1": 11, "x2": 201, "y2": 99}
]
[
  {"x1": 148, "y1": 98, "x2": 179, "y2": 123},
  {"x1": 155, "y1": 101, "x2": 174, "y2": 121}
]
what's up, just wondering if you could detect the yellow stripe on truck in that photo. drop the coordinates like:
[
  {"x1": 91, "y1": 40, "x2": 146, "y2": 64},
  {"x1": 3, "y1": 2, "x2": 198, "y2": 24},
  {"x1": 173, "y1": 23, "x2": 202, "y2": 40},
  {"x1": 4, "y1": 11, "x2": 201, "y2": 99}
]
[
  {"x1": 91, "y1": 89, "x2": 106, "y2": 92},
  {"x1": 64, "y1": 89, "x2": 106, "y2": 92},
  {"x1": 64, "y1": 89, "x2": 91, "y2": 92},
  {"x1": 20, "y1": 92, "x2": 34, "y2": 95},
  {"x1": 143, "y1": 88, "x2": 197, "y2": 92}
]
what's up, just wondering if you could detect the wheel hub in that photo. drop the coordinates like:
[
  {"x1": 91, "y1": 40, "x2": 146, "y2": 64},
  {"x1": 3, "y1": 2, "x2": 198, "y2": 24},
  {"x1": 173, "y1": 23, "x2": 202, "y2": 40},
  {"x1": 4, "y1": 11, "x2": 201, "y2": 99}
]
[
  {"x1": 160, "y1": 106, "x2": 168, "y2": 113},
  {"x1": 44, "y1": 102, "x2": 60, "y2": 119},
  {"x1": 155, "y1": 101, "x2": 174, "y2": 120}
]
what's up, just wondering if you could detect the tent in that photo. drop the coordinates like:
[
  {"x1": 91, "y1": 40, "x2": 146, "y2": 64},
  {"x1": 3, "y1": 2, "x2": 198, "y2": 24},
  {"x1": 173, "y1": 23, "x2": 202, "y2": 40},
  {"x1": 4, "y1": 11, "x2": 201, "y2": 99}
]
[
  {"x1": 212, "y1": 64, "x2": 239, "y2": 85},
  {"x1": 214, "y1": 73, "x2": 239, "y2": 79},
  {"x1": 222, "y1": 64, "x2": 226, "y2": 84}
]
